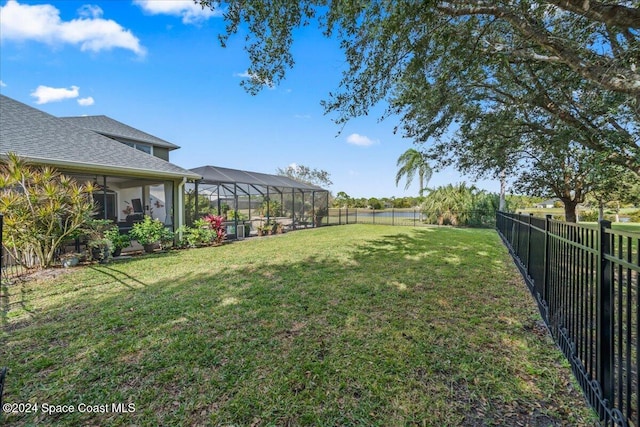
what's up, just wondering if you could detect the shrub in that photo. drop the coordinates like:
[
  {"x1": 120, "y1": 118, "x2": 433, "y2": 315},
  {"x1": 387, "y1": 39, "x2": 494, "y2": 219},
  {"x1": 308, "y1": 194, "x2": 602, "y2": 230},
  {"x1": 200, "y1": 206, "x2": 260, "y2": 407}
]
[
  {"x1": 129, "y1": 216, "x2": 173, "y2": 248},
  {"x1": 313, "y1": 207, "x2": 328, "y2": 224},
  {"x1": 202, "y1": 214, "x2": 226, "y2": 244},
  {"x1": 421, "y1": 183, "x2": 498, "y2": 227},
  {"x1": 0, "y1": 154, "x2": 95, "y2": 268},
  {"x1": 176, "y1": 219, "x2": 216, "y2": 248},
  {"x1": 227, "y1": 210, "x2": 248, "y2": 221},
  {"x1": 104, "y1": 226, "x2": 131, "y2": 251},
  {"x1": 258, "y1": 200, "x2": 282, "y2": 217},
  {"x1": 579, "y1": 210, "x2": 599, "y2": 222}
]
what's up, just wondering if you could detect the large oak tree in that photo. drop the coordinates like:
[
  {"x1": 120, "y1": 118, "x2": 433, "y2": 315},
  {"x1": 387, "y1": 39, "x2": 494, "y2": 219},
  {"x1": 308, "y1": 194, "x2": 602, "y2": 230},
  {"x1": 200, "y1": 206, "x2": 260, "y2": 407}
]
[{"x1": 200, "y1": 0, "x2": 639, "y2": 180}]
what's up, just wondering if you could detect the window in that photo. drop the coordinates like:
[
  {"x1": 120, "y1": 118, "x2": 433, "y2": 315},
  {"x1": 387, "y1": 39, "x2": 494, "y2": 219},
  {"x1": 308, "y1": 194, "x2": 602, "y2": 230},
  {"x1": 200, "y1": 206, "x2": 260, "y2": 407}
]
[
  {"x1": 135, "y1": 144, "x2": 152, "y2": 154},
  {"x1": 120, "y1": 141, "x2": 152, "y2": 155},
  {"x1": 93, "y1": 191, "x2": 117, "y2": 221}
]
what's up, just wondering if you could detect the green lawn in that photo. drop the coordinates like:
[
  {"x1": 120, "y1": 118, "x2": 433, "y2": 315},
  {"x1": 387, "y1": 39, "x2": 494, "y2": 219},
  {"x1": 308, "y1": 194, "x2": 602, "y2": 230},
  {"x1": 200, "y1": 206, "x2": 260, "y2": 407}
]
[
  {"x1": 2, "y1": 225, "x2": 596, "y2": 426},
  {"x1": 610, "y1": 222, "x2": 640, "y2": 232}
]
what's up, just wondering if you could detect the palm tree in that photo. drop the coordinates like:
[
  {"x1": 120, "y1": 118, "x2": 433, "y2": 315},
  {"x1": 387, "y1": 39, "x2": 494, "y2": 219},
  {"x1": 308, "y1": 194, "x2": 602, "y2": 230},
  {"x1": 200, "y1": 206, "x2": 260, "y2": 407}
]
[
  {"x1": 422, "y1": 182, "x2": 478, "y2": 225},
  {"x1": 395, "y1": 148, "x2": 433, "y2": 197}
]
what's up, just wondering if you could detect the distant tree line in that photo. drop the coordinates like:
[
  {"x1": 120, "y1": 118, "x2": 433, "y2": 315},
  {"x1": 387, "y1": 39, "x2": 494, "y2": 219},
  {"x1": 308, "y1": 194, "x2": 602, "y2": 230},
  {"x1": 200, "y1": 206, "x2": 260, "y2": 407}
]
[{"x1": 331, "y1": 192, "x2": 422, "y2": 209}]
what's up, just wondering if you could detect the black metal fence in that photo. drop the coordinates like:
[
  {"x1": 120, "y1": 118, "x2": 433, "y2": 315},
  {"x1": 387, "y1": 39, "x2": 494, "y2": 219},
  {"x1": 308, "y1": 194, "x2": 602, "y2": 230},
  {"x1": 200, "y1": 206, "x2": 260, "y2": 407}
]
[
  {"x1": 0, "y1": 215, "x2": 28, "y2": 282},
  {"x1": 496, "y1": 211, "x2": 640, "y2": 427},
  {"x1": 326, "y1": 208, "x2": 496, "y2": 227},
  {"x1": 0, "y1": 214, "x2": 6, "y2": 414}
]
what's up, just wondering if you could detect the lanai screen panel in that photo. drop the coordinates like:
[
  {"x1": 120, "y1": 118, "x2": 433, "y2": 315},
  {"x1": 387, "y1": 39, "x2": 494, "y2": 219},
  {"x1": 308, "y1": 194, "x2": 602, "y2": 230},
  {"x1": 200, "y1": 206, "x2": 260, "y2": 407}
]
[{"x1": 187, "y1": 165, "x2": 329, "y2": 228}]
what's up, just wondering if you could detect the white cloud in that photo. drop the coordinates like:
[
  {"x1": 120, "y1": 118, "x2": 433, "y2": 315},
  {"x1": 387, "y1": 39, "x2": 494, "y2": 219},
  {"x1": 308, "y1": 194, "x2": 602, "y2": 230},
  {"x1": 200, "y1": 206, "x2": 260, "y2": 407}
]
[
  {"x1": 346, "y1": 133, "x2": 377, "y2": 147},
  {"x1": 294, "y1": 114, "x2": 311, "y2": 119},
  {"x1": 31, "y1": 85, "x2": 79, "y2": 104},
  {"x1": 133, "y1": 0, "x2": 222, "y2": 24},
  {"x1": 77, "y1": 96, "x2": 94, "y2": 106},
  {"x1": 0, "y1": 0, "x2": 145, "y2": 56},
  {"x1": 77, "y1": 4, "x2": 103, "y2": 19},
  {"x1": 0, "y1": 81, "x2": 6, "y2": 87}
]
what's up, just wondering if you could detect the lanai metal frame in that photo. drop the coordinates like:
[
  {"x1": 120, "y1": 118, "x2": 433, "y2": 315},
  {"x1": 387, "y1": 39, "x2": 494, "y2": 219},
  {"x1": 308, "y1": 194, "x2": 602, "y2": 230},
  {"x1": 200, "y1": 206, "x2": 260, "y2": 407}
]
[{"x1": 187, "y1": 165, "x2": 330, "y2": 238}]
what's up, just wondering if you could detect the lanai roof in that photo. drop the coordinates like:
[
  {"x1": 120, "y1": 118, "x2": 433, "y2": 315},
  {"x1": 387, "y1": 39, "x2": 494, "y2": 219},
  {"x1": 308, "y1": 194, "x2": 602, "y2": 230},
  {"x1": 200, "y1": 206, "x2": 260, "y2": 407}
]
[
  {"x1": 0, "y1": 95, "x2": 200, "y2": 180},
  {"x1": 191, "y1": 165, "x2": 328, "y2": 195}
]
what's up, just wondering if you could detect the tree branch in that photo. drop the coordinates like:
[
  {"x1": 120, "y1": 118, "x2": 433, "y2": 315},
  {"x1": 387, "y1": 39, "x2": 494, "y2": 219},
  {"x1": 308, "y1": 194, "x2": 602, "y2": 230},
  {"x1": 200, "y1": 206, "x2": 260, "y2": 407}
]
[
  {"x1": 436, "y1": 4, "x2": 640, "y2": 96},
  {"x1": 546, "y1": 0, "x2": 640, "y2": 29}
]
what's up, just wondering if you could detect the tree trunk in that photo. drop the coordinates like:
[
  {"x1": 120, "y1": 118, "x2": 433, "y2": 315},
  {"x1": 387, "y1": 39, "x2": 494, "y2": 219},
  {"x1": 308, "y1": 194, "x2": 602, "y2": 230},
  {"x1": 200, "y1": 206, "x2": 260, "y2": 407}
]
[
  {"x1": 562, "y1": 199, "x2": 579, "y2": 223},
  {"x1": 499, "y1": 169, "x2": 506, "y2": 211},
  {"x1": 599, "y1": 203, "x2": 605, "y2": 221}
]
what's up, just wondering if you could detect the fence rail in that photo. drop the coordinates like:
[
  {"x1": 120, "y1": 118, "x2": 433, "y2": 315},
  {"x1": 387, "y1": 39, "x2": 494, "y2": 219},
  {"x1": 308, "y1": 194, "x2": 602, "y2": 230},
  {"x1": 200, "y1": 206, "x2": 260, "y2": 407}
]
[
  {"x1": 326, "y1": 208, "x2": 496, "y2": 227},
  {"x1": 496, "y1": 211, "x2": 640, "y2": 427}
]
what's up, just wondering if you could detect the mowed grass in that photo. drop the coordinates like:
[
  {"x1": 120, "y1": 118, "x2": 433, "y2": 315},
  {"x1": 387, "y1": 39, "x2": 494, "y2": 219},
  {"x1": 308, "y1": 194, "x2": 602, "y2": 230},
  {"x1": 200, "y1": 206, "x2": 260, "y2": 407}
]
[
  {"x1": 610, "y1": 222, "x2": 640, "y2": 233},
  {"x1": 2, "y1": 225, "x2": 596, "y2": 426}
]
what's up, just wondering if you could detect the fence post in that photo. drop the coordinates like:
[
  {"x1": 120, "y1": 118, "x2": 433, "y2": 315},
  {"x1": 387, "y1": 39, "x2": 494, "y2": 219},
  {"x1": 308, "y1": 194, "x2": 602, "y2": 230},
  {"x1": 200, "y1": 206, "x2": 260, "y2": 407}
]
[
  {"x1": 542, "y1": 214, "x2": 551, "y2": 306},
  {"x1": 0, "y1": 213, "x2": 2, "y2": 287},
  {"x1": 527, "y1": 213, "x2": 533, "y2": 274},
  {"x1": 598, "y1": 219, "x2": 613, "y2": 408},
  {"x1": 514, "y1": 212, "x2": 521, "y2": 255}
]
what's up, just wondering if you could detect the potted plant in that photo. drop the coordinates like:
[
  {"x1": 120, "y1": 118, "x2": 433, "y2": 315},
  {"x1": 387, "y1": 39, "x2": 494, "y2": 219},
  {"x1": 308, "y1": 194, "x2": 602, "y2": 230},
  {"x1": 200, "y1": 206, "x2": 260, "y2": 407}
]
[
  {"x1": 257, "y1": 223, "x2": 272, "y2": 236},
  {"x1": 129, "y1": 216, "x2": 173, "y2": 253},
  {"x1": 59, "y1": 252, "x2": 82, "y2": 268},
  {"x1": 82, "y1": 218, "x2": 114, "y2": 263},
  {"x1": 104, "y1": 226, "x2": 131, "y2": 257},
  {"x1": 88, "y1": 237, "x2": 113, "y2": 263}
]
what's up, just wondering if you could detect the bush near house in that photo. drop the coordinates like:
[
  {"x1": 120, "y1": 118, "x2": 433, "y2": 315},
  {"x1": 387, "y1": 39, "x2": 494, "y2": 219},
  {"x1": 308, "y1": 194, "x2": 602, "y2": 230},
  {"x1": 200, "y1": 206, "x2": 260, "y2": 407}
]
[
  {"x1": 129, "y1": 216, "x2": 174, "y2": 250},
  {"x1": 176, "y1": 214, "x2": 226, "y2": 248},
  {"x1": 0, "y1": 153, "x2": 95, "y2": 268}
]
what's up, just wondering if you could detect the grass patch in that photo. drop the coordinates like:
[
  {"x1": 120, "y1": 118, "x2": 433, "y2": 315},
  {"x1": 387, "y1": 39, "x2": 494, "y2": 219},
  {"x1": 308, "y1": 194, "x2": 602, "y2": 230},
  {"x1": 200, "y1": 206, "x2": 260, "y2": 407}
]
[
  {"x1": 610, "y1": 222, "x2": 640, "y2": 233},
  {"x1": 2, "y1": 225, "x2": 597, "y2": 426}
]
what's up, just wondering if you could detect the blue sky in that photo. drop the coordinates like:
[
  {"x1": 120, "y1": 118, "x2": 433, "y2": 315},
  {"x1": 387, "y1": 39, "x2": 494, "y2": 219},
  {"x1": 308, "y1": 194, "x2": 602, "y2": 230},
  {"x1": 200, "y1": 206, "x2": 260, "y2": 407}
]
[{"x1": 0, "y1": 0, "x2": 500, "y2": 198}]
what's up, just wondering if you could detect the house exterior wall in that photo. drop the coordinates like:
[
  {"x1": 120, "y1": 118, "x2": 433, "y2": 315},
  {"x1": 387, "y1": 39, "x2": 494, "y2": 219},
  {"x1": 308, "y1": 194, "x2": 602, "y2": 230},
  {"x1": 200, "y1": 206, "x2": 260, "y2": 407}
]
[{"x1": 153, "y1": 147, "x2": 169, "y2": 161}]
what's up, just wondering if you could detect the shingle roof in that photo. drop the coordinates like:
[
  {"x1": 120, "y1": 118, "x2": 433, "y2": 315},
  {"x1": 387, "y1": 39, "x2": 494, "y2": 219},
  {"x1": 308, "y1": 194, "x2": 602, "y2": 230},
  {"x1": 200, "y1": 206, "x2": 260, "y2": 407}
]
[
  {"x1": 0, "y1": 95, "x2": 200, "y2": 180},
  {"x1": 60, "y1": 115, "x2": 179, "y2": 149}
]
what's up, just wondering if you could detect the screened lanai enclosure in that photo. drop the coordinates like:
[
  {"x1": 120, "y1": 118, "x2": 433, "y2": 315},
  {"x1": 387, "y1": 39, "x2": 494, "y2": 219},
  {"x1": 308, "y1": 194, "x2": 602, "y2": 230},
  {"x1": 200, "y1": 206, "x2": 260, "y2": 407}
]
[{"x1": 187, "y1": 166, "x2": 330, "y2": 239}]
